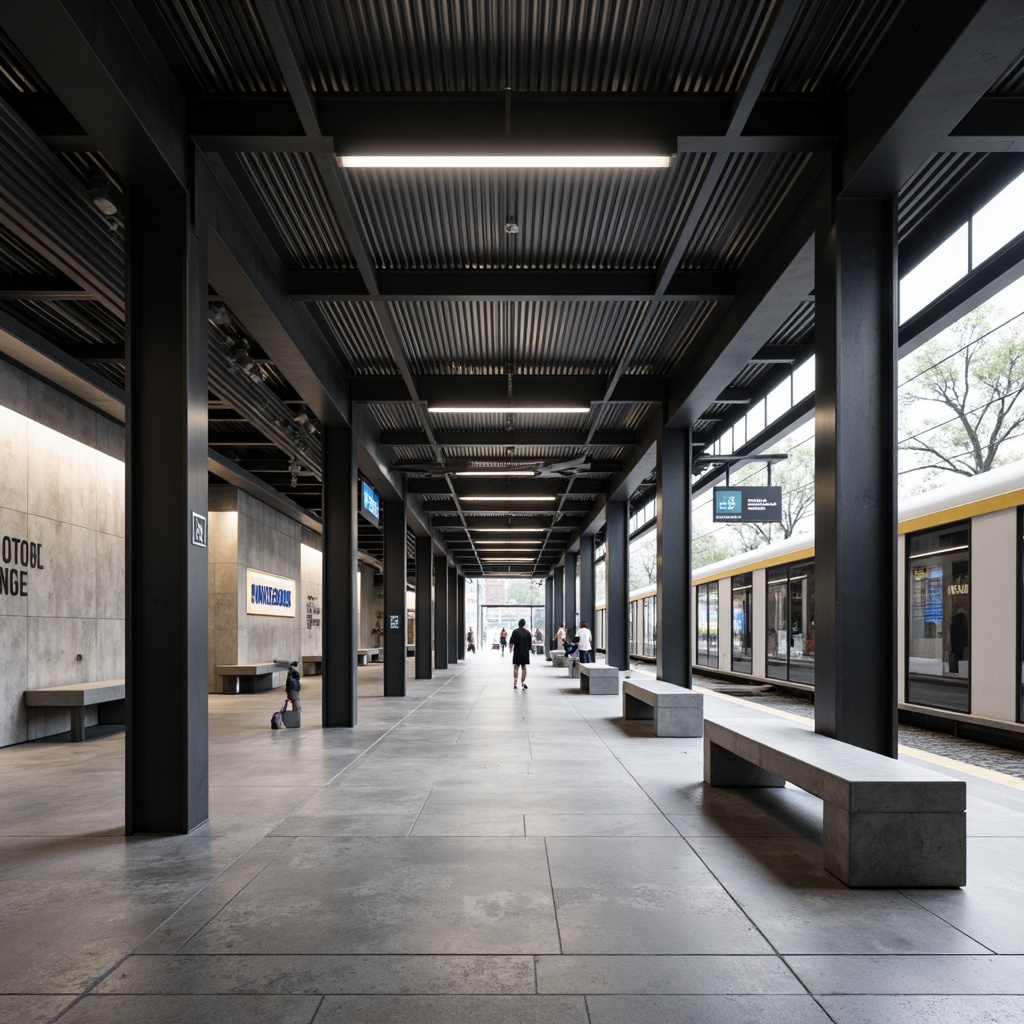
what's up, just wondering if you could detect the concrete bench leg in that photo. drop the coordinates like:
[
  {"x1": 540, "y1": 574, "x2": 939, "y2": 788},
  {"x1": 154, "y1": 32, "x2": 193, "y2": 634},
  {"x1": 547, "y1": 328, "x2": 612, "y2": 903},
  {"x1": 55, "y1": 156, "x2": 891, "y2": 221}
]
[
  {"x1": 705, "y1": 740, "x2": 785, "y2": 788},
  {"x1": 69, "y1": 708, "x2": 85, "y2": 742},
  {"x1": 623, "y1": 692, "x2": 654, "y2": 721}
]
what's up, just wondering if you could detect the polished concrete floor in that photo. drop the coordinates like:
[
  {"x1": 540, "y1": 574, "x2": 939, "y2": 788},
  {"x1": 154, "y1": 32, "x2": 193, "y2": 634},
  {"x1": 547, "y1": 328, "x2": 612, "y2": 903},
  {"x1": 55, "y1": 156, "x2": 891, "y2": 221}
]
[{"x1": 3, "y1": 652, "x2": 1024, "y2": 1023}]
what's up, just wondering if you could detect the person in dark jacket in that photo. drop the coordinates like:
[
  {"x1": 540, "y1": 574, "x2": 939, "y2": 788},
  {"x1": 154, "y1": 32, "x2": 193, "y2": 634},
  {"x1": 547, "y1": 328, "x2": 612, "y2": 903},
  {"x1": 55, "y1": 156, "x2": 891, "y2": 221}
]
[
  {"x1": 286, "y1": 661, "x2": 301, "y2": 710},
  {"x1": 509, "y1": 618, "x2": 533, "y2": 689}
]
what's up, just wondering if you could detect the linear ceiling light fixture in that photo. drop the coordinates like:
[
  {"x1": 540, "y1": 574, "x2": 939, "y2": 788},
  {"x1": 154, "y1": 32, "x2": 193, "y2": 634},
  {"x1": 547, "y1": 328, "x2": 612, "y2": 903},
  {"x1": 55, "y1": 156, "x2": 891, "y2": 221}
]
[
  {"x1": 460, "y1": 495, "x2": 557, "y2": 502},
  {"x1": 339, "y1": 155, "x2": 671, "y2": 169},
  {"x1": 428, "y1": 405, "x2": 591, "y2": 414},
  {"x1": 455, "y1": 470, "x2": 536, "y2": 477},
  {"x1": 471, "y1": 527, "x2": 546, "y2": 533}
]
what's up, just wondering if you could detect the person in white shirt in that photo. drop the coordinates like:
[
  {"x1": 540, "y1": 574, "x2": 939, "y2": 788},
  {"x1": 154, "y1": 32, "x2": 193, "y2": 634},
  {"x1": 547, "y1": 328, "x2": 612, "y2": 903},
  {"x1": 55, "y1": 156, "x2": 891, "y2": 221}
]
[
  {"x1": 554, "y1": 624, "x2": 566, "y2": 652},
  {"x1": 577, "y1": 620, "x2": 594, "y2": 663}
]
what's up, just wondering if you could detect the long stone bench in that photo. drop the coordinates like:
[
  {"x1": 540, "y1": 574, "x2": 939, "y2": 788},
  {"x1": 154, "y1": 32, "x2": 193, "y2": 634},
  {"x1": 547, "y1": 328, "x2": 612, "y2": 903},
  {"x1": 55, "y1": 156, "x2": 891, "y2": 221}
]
[
  {"x1": 215, "y1": 663, "x2": 287, "y2": 694},
  {"x1": 623, "y1": 679, "x2": 703, "y2": 736},
  {"x1": 25, "y1": 680, "x2": 126, "y2": 742},
  {"x1": 704, "y1": 716, "x2": 966, "y2": 888},
  {"x1": 357, "y1": 648, "x2": 380, "y2": 666},
  {"x1": 301, "y1": 654, "x2": 322, "y2": 675},
  {"x1": 550, "y1": 650, "x2": 567, "y2": 668},
  {"x1": 579, "y1": 663, "x2": 619, "y2": 694}
]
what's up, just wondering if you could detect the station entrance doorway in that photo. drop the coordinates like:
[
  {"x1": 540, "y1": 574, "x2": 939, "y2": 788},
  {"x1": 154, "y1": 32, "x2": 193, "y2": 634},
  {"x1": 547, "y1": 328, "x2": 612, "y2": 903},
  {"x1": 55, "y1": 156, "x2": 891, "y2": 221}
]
[{"x1": 479, "y1": 604, "x2": 545, "y2": 651}]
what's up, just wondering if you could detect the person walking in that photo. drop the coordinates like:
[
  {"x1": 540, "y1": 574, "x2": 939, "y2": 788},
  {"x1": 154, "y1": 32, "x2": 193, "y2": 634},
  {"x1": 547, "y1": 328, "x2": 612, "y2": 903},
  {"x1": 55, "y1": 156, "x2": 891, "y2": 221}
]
[
  {"x1": 466, "y1": 628, "x2": 476, "y2": 654},
  {"x1": 577, "y1": 620, "x2": 594, "y2": 663},
  {"x1": 499, "y1": 627, "x2": 508, "y2": 657},
  {"x1": 510, "y1": 618, "x2": 532, "y2": 689}
]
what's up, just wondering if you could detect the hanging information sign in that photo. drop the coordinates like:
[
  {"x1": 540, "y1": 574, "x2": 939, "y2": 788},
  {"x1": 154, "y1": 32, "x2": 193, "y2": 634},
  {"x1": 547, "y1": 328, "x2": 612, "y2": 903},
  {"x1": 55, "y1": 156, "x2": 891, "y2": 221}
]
[{"x1": 712, "y1": 486, "x2": 783, "y2": 523}]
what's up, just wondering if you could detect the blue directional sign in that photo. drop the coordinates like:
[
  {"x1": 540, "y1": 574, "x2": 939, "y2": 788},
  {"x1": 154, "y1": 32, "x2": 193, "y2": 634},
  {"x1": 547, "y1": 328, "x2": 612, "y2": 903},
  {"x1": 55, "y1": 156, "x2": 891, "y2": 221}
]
[
  {"x1": 712, "y1": 486, "x2": 782, "y2": 523},
  {"x1": 359, "y1": 480, "x2": 380, "y2": 526}
]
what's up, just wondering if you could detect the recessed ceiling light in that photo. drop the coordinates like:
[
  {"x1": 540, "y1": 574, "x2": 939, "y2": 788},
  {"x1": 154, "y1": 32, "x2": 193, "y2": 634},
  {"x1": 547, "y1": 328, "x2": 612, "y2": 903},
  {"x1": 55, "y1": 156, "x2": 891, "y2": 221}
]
[{"x1": 339, "y1": 155, "x2": 671, "y2": 169}]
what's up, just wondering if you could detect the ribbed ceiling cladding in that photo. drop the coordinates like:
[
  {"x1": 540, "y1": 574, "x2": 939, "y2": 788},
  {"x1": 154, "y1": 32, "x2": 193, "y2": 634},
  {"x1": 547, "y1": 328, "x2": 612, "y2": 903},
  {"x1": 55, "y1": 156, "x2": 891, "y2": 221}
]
[
  {"x1": 343, "y1": 156, "x2": 711, "y2": 272},
  {"x1": 2, "y1": 299, "x2": 124, "y2": 350},
  {"x1": 897, "y1": 153, "x2": 985, "y2": 238},
  {"x1": 284, "y1": 0, "x2": 772, "y2": 94},
  {"x1": 0, "y1": 221, "x2": 55, "y2": 275},
  {"x1": 440, "y1": 445, "x2": 582, "y2": 460},
  {"x1": 626, "y1": 300, "x2": 717, "y2": 375},
  {"x1": 682, "y1": 152, "x2": 814, "y2": 269},
  {"x1": 390, "y1": 300, "x2": 647, "y2": 375},
  {"x1": 765, "y1": 0, "x2": 908, "y2": 94},
  {"x1": 428, "y1": 410, "x2": 591, "y2": 432},
  {"x1": 590, "y1": 401, "x2": 653, "y2": 432},
  {"x1": 0, "y1": 30, "x2": 44, "y2": 93},
  {"x1": 148, "y1": 0, "x2": 282, "y2": 93},
  {"x1": 763, "y1": 301, "x2": 814, "y2": 346},
  {"x1": 315, "y1": 301, "x2": 394, "y2": 372},
  {"x1": 238, "y1": 153, "x2": 354, "y2": 270},
  {"x1": 363, "y1": 402, "x2": 425, "y2": 432}
]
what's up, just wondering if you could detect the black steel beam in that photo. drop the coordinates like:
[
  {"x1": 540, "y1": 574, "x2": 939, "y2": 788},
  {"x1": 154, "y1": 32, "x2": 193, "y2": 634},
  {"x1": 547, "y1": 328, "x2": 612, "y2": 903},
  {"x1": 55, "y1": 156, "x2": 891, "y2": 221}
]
[
  {"x1": 0, "y1": 273, "x2": 92, "y2": 301},
  {"x1": 379, "y1": 429, "x2": 636, "y2": 448},
  {"x1": 657, "y1": 425, "x2": 692, "y2": 688},
  {"x1": 383, "y1": 500, "x2": 407, "y2": 696}
]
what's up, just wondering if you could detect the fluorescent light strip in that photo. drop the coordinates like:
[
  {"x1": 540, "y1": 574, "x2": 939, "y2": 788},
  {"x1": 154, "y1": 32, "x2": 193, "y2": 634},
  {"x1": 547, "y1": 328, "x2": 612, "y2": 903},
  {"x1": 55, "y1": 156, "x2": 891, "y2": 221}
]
[
  {"x1": 471, "y1": 527, "x2": 545, "y2": 533},
  {"x1": 456, "y1": 470, "x2": 536, "y2": 477},
  {"x1": 340, "y1": 155, "x2": 671, "y2": 169},
  {"x1": 428, "y1": 405, "x2": 591, "y2": 414},
  {"x1": 461, "y1": 495, "x2": 557, "y2": 502}
]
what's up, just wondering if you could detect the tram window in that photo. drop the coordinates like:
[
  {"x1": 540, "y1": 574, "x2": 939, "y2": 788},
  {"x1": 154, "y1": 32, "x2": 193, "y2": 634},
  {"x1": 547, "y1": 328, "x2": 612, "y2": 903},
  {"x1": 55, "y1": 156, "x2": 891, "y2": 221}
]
[
  {"x1": 695, "y1": 583, "x2": 719, "y2": 669},
  {"x1": 731, "y1": 573, "x2": 752, "y2": 674},
  {"x1": 765, "y1": 561, "x2": 815, "y2": 684},
  {"x1": 907, "y1": 522, "x2": 970, "y2": 714}
]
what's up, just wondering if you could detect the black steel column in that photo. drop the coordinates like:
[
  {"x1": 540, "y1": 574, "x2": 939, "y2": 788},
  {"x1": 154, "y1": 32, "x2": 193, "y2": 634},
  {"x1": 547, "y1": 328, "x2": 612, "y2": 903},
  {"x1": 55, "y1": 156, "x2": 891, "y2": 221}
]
[
  {"x1": 657, "y1": 424, "x2": 693, "y2": 687},
  {"x1": 457, "y1": 574, "x2": 466, "y2": 659},
  {"x1": 579, "y1": 536, "x2": 595, "y2": 638},
  {"x1": 125, "y1": 186, "x2": 208, "y2": 834},
  {"x1": 322, "y1": 426, "x2": 359, "y2": 726},
  {"x1": 434, "y1": 555, "x2": 449, "y2": 670},
  {"x1": 415, "y1": 535, "x2": 433, "y2": 679},
  {"x1": 815, "y1": 189, "x2": 898, "y2": 755},
  {"x1": 553, "y1": 568, "x2": 564, "y2": 635},
  {"x1": 544, "y1": 576, "x2": 554, "y2": 654},
  {"x1": 448, "y1": 564, "x2": 459, "y2": 663},
  {"x1": 383, "y1": 499, "x2": 407, "y2": 697},
  {"x1": 564, "y1": 552, "x2": 578, "y2": 632},
  {"x1": 606, "y1": 500, "x2": 630, "y2": 669}
]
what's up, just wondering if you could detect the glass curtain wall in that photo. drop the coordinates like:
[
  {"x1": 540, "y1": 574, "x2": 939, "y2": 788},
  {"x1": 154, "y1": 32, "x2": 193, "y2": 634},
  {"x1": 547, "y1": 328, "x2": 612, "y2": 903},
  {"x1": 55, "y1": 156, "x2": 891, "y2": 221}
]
[
  {"x1": 907, "y1": 522, "x2": 971, "y2": 712},
  {"x1": 731, "y1": 573, "x2": 753, "y2": 673}
]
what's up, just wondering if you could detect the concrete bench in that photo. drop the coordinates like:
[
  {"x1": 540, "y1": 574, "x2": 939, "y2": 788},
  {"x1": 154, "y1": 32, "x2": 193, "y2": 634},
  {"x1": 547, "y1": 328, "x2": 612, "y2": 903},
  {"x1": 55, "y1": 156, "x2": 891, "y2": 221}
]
[
  {"x1": 301, "y1": 655, "x2": 322, "y2": 675},
  {"x1": 357, "y1": 648, "x2": 380, "y2": 666},
  {"x1": 25, "y1": 680, "x2": 126, "y2": 741},
  {"x1": 704, "y1": 717, "x2": 966, "y2": 888},
  {"x1": 623, "y1": 679, "x2": 703, "y2": 737},
  {"x1": 215, "y1": 663, "x2": 287, "y2": 694},
  {"x1": 579, "y1": 663, "x2": 619, "y2": 694},
  {"x1": 550, "y1": 651, "x2": 567, "y2": 668}
]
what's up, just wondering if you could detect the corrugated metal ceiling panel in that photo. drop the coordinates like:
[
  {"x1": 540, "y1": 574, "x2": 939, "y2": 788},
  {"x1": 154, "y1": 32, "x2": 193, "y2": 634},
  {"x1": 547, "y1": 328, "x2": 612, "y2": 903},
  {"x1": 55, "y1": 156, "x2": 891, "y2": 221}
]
[
  {"x1": 3, "y1": 299, "x2": 124, "y2": 349},
  {"x1": 897, "y1": 153, "x2": 985, "y2": 239},
  {"x1": 238, "y1": 153, "x2": 354, "y2": 269},
  {"x1": 682, "y1": 152, "x2": 815, "y2": 269},
  {"x1": 0, "y1": 29, "x2": 45, "y2": 93},
  {"x1": 391, "y1": 300, "x2": 647, "y2": 375},
  {"x1": 0, "y1": 221, "x2": 55, "y2": 275},
  {"x1": 342, "y1": 155, "x2": 711, "y2": 271},
  {"x1": 363, "y1": 402, "x2": 427, "y2": 431},
  {"x1": 286, "y1": 0, "x2": 773, "y2": 94},
  {"x1": 315, "y1": 301, "x2": 394, "y2": 372},
  {"x1": 766, "y1": 0, "x2": 909, "y2": 94},
  {"x1": 990, "y1": 50, "x2": 1024, "y2": 94},
  {"x1": 627, "y1": 300, "x2": 717, "y2": 375}
]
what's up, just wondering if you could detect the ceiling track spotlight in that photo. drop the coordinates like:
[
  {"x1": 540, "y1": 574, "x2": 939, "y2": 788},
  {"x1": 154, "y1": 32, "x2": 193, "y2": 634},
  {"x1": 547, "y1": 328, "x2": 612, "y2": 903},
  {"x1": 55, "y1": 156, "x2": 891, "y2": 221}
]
[
  {"x1": 504, "y1": 216, "x2": 519, "y2": 234},
  {"x1": 87, "y1": 173, "x2": 120, "y2": 218},
  {"x1": 229, "y1": 339, "x2": 257, "y2": 375}
]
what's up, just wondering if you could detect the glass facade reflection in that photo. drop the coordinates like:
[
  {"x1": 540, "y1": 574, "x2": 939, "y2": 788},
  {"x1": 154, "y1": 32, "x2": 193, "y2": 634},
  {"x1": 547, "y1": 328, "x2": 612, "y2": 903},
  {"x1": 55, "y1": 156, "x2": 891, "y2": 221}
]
[
  {"x1": 907, "y1": 523, "x2": 970, "y2": 713},
  {"x1": 765, "y1": 560, "x2": 815, "y2": 684},
  {"x1": 731, "y1": 573, "x2": 752, "y2": 674},
  {"x1": 695, "y1": 582, "x2": 719, "y2": 668}
]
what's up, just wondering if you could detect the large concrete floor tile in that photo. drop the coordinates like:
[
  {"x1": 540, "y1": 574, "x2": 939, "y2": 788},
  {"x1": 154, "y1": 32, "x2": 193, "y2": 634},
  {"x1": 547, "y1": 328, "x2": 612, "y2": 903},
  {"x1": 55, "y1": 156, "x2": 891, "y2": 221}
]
[
  {"x1": 546, "y1": 836, "x2": 772, "y2": 954},
  {"x1": 906, "y1": 837, "x2": 1024, "y2": 952},
  {"x1": 817, "y1": 994, "x2": 1024, "y2": 1023},
  {"x1": 786, "y1": 954, "x2": 1024, "y2": 994},
  {"x1": 56, "y1": 993, "x2": 321, "y2": 1023},
  {"x1": 585, "y1": 993, "x2": 834, "y2": 1023},
  {"x1": 0, "y1": 995, "x2": 73, "y2": 1023},
  {"x1": 271, "y1": 811, "x2": 419, "y2": 836},
  {"x1": 536, "y1": 954, "x2": 803, "y2": 994},
  {"x1": 526, "y1": 813, "x2": 679, "y2": 836},
  {"x1": 96, "y1": 953, "x2": 535, "y2": 994},
  {"x1": 687, "y1": 836, "x2": 989, "y2": 954},
  {"x1": 314, "y1": 994, "x2": 588, "y2": 1023},
  {"x1": 179, "y1": 837, "x2": 560, "y2": 954},
  {"x1": 410, "y1": 811, "x2": 526, "y2": 835}
]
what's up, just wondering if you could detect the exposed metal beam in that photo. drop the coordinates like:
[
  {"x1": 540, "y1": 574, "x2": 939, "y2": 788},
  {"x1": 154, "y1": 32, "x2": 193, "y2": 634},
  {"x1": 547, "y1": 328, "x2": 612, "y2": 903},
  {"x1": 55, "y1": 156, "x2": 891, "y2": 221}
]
[
  {"x1": 379, "y1": 429, "x2": 636, "y2": 448},
  {"x1": 0, "y1": 273, "x2": 92, "y2": 301}
]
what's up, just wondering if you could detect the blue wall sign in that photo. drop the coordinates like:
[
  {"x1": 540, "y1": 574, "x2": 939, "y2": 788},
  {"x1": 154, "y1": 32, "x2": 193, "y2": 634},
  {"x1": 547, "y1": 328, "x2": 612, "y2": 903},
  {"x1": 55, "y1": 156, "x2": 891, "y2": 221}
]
[
  {"x1": 712, "y1": 486, "x2": 783, "y2": 523},
  {"x1": 359, "y1": 480, "x2": 380, "y2": 526}
]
